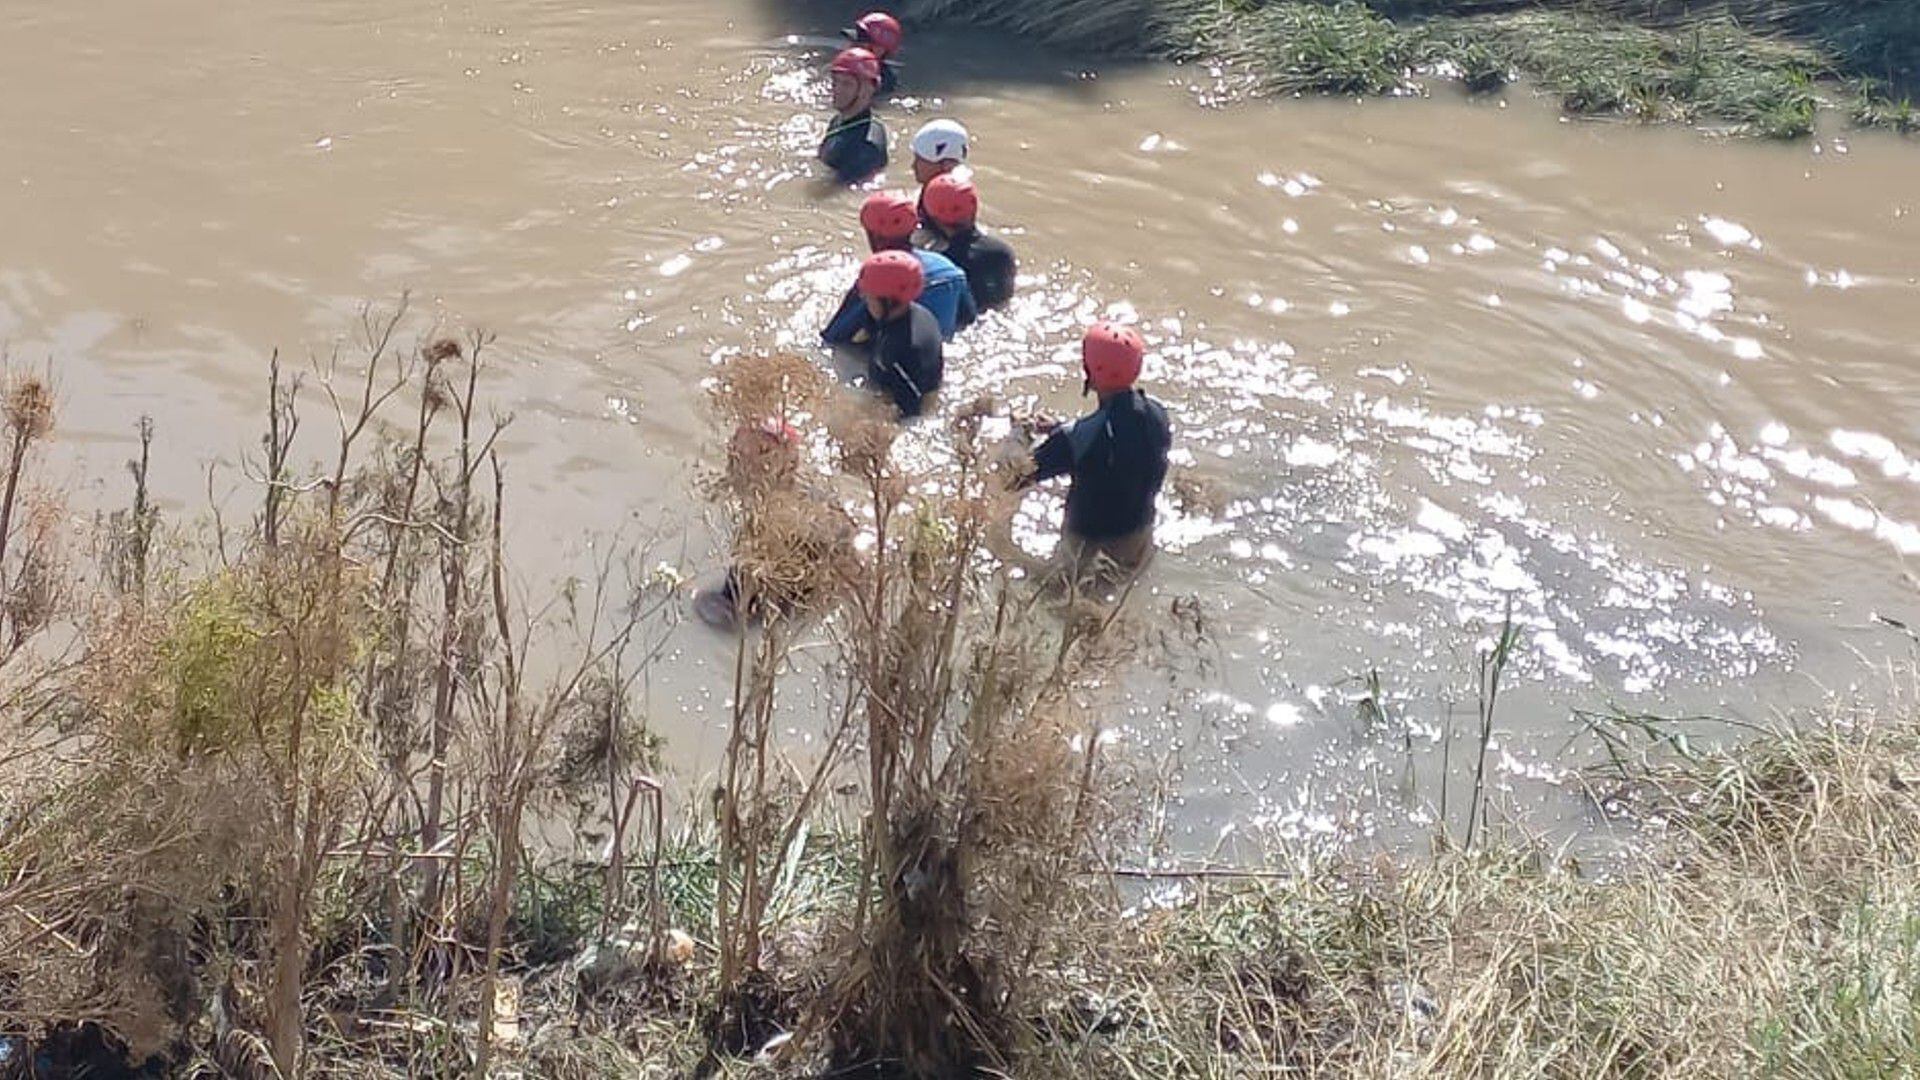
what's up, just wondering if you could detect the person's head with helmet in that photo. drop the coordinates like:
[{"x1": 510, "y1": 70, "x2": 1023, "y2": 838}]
[
  {"x1": 828, "y1": 47, "x2": 883, "y2": 117},
  {"x1": 727, "y1": 415, "x2": 803, "y2": 493},
  {"x1": 1080, "y1": 321, "x2": 1145, "y2": 400},
  {"x1": 920, "y1": 174, "x2": 980, "y2": 240},
  {"x1": 841, "y1": 11, "x2": 904, "y2": 59},
  {"x1": 858, "y1": 250, "x2": 925, "y2": 324},
  {"x1": 910, "y1": 119, "x2": 969, "y2": 185},
  {"x1": 858, "y1": 190, "x2": 919, "y2": 253}
]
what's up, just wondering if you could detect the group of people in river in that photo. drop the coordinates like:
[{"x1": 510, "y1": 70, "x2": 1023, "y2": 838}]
[{"x1": 694, "y1": 10, "x2": 1173, "y2": 629}]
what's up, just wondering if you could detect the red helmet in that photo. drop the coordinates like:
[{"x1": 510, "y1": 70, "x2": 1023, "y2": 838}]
[
  {"x1": 1082, "y1": 322, "x2": 1145, "y2": 393},
  {"x1": 753, "y1": 415, "x2": 801, "y2": 446},
  {"x1": 857, "y1": 250, "x2": 924, "y2": 305},
  {"x1": 859, "y1": 190, "x2": 919, "y2": 243},
  {"x1": 830, "y1": 47, "x2": 882, "y2": 87},
  {"x1": 731, "y1": 415, "x2": 801, "y2": 463},
  {"x1": 921, "y1": 175, "x2": 979, "y2": 229},
  {"x1": 852, "y1": 12, "x2": 904, "y2": 57}
]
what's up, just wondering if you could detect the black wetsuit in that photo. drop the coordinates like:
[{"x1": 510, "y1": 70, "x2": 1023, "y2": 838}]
[
  {"x1": 867, "y1": 303, "x2": 944, "y2": 418},
  {"x1": 1030, "y1": 390, "x2": 1171, "y2": 540},
  {"x1": 819, "y1": 111, "x2": 888, "y2": 184},
  {"x1": 940, "y1": 226, "x2": 1018, "y2": 312}
]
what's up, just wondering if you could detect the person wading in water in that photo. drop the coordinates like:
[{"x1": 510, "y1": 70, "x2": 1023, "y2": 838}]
[
  {"x1": 909, "y1": 118, "x2": 969, "y2": 227},
  {"x1": 853, "y1": 250, "x2": 944, "y2": 418},
  {"x1": 920, "y1": 173, "x2": 1016, "y2": 313},
  {"x1": 693, "y1": 417, "x2": 855, "y2": 631},
  {"x1": 1020, "y1": 321, "x2": 1171, "y2": 581},
  {"x1": 818, "y1": 47, "x2": 887, "y2": 184}
]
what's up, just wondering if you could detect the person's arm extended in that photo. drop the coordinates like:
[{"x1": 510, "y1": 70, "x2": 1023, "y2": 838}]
[
  {"x1": 822, "y1": 286, "x2": 872, "y2": 345},
  {"x1": 1020, "y1": 424, "x2": 1075, "y2": 488}
]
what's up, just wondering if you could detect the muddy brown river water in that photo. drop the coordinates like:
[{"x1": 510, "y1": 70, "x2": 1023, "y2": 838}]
[{"x1": 5, "y1": 0, "x2": 1919, "y2": 857}]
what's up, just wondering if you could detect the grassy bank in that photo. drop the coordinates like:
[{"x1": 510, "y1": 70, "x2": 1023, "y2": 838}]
[
  {"x1": 291, "y1": 696, "x2": 1920, "y2": 1078},
  {"x1": 3, "y1": 319, "x2": 1918, "y2": 1078},
  {"x1": 1048, "y1": 708, "x2": 1920, "y2": 1077},
  {"x1": 446, "y1": 701, "x2": 1920, "y2": 1078},
  {"x1": 908, "y1": 0, "x2": 1920, "y2": 137}
]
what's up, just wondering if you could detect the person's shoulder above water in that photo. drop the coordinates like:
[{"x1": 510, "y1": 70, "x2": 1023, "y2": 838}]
[
  {"x1": 856, "y1": 113, "x2": 891, "y2": 170},
  {"x1": 912, "y1": 247, "x2": 964, "y2": 284},
  {"x1": 820, "y1": 111, "x2": 889, "y2": 184},
  {"x1": 904, "y1": 298, "x2": 942, "y2": 343},
  {"x1": 1106, "y1": 384, "x2": 1172, "y2": 440},
  {"x1": 955, "y1": 229, "x2": 1015, "y2": 294},
  {"x1": 964, "y1": 229, "x2": 1015, "y2": 267},
  {"x1": 877, "y1": 298, "x2": 942, "y2": 368},
  {"x1": 1121, "y1": 385, "x2": 1170, "y2": 425}
]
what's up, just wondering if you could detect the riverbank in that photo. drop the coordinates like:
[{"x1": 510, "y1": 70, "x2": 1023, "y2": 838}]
[
  {"x1": 393, "y1": 700, "x2": 1920, "y2": 1078},
  {"x1": 19, "y1": 712, "x2": 1912, "y2": 1077},
  {"x1": 24, "y1": 703, "x2": 1903, "y2": 1077},
  {"x1": 908, "y1": 0, "x2": 1920, "y2": 137},
  {"x1": 2, "y1": 344, "x2": 1918, "y2": 1077}
]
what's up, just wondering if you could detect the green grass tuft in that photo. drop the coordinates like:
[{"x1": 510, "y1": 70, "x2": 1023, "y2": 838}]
[
  {"x1": 1854, "y1": 81, "x2": 1920, "y2": 131},
  {"x1": 1015, "y1": 710, "x2": 1920, "y2": 1077},
  {"x1": 1244, "y1": 2, "x2": 1417, "y2": 96},
  {"x1": 916, "y1": 0, "x2": 1920, "y2": 137}
]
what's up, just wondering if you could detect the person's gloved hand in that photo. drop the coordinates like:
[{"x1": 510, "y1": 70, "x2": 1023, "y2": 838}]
[{"x1": 988, "y1": 431, "x2": 1033, "y2": 473}]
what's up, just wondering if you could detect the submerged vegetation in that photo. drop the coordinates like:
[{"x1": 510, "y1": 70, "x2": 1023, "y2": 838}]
[
  {"x1": 908, "y1": 0, "x2": 1920, "y2": 137},
  {"x1": 2, "y1": 312, "x2": 1918, "y2": 1077}
]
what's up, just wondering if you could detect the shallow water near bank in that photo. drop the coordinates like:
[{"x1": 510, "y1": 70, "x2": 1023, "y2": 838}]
[{"x1": 4, "y1": 0, "x2": 1918, "y2": 858}]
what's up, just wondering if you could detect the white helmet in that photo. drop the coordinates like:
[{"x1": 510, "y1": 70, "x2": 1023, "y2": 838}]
[{"x1": 911, "y1": 119, "x2": 970, "y2": 164}]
